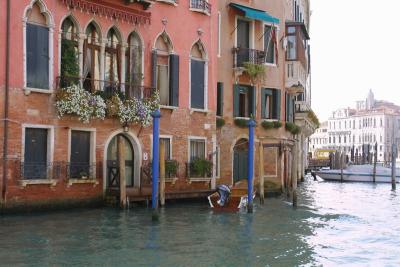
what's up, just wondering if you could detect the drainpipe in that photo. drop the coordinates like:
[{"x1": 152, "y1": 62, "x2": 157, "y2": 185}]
[{"x1": 2, "y1": 0, "x2": 11, "y2": 202}]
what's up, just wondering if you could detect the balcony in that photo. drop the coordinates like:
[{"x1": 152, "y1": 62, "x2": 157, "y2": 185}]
[
  {"x1": 189, "y1": 0, "x2": 211, "y2": 15},
  {"x1": 294, "y1": 101, "x2": 319, "y2": 137},
  {"x1": 56, "y1": 76, "x2": 155, "y2": 101},
  {"x1": 232, "y1": 47, "x2": 266, "y2": 68},
  {"x1": 285, "y1": 61, "x2": 307, "y2": 93}
]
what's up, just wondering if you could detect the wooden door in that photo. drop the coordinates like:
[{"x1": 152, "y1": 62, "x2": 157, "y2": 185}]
[
  {"x1": 70, "y1": 131, "x2": 91, "y2": 178},
  {"x1": 24, "y1": 128, "x2": 48, "y2": 179},
  {"x1": 236, "y1": 19, "x2": 250, "y2": 66},
  {"x1": 107, "y1": 135, "x2": 134, "y2": 188}
]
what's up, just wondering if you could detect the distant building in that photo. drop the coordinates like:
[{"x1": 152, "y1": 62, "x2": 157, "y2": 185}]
[
  {"x1": 309, "y1": 121, "x2": 328, "y2": 157},
  {"x1": 309, "y1": 90, "x2": 400, "y2": 163}
]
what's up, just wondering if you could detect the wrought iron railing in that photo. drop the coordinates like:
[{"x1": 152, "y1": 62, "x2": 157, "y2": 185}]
[
  {"x1": 67, "y1": 162, "x2": 97, "y2": 180},
  {"x1": 232, "y1": 47, "x2": 266, "y2": 68},
  {"x1": 20, "y1": 162, "x2": 62, "y2": 180},
  {"x1": 190, "y1": 0, "x2": 211, "y2": 13},
  {"x1": 56, "y1": 76, "x2": 156, "y2": 100}
]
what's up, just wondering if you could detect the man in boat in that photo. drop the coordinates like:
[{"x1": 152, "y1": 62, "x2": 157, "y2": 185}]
[{"x1": 216, "y1": 185, "x2": 231, "y2": 206}]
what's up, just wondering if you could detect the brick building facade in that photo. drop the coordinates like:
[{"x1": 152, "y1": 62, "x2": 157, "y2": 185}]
[{"x1": 0, "y1": 0, "x2": 218, "y2": 209}]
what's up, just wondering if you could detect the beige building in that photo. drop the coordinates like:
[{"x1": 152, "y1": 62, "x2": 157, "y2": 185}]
[{"x1": 216, "y1": 0, "x2": 317, "y2": 192}]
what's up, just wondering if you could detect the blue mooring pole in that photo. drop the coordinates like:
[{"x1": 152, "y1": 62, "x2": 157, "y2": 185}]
[
  {"x1": 247, "y1": 119, "x2": 256, "y2": 213},
  {"x1": 151, "y1": 110, "x2": 161, "y2": 218}
]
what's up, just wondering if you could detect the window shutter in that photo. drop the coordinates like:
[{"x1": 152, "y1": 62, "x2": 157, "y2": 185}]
[
  {"x1": 261, "y1": 89, "x2": 273, "y2": 119},
  {"x1": 249, "y1": 86, "x2": 256, "y2": 117},
  {"x1": 217, "y1": 82, "x2": 223, "y2": 116},
  {"x1": 190, "y1": 60, "x2": 205, "y2": 109},
  {"x1": 27, "y1": 24, "x2": 49, "y2": 89},
  {"x1": 151, "y1": 50, "x2": 157, "y2": 88},
  {"x1": 169, "y1": 54, "x2": 179, "y2": 107},
  {"x1": 233, "y1": 84, "x2": 240, "y2": 117},
  {"x1": 275, "y1": 90, "x2": 281, "y2": 120}
]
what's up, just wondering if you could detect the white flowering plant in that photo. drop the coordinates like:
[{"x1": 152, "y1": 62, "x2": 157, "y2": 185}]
[
  {"x1": 56, "y1": 84, "x2": 160, "y2": 126},
  {"x1": 55, "y1": 85, "x2": 106, "y2": 123}
]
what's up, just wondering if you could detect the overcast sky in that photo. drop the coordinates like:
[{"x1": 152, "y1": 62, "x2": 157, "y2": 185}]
[{"x1": 310, "y1": 0, "x2": 400, "y2": 121}]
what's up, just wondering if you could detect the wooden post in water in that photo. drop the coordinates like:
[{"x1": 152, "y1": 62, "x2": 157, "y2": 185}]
[
  {"x1": 259, "y1": 142, "x2": 265, "y2": 204},
  {"x1": 391, "y1": 143, "x2": 397, "y2": 191},
  {"x1": 340, "y1": 151, "x2": 344, "y2": 183},
  {"x1": 292, "y1": 140, "x2": 298, "y2": 207},
  {"x1": 118, "y1": 135, "x2": 127, "y2": 209},
  {"x1": 159, "y1": 140, "x2": 166, "y2": 206},
  {"x1": 373, "y1": 143, "x2": 377, "y2": 183}
]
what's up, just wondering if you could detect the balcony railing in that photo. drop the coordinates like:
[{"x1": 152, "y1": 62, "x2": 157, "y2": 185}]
[
  {"x1": 67, "y1": 162, "x2": 97, "y2": 180},
  {"x1": 56, "y1": 76, "x2": 155, "y2": 100},
  {"x1": 190, "y1": 0, "x2": 211, "y2": 14},
  {"x1": 232, "y1": 47, "x2": 266, "y2": 68},
  {"x1": 20, "y1": 162, "x2": 62, "y2": 180}
]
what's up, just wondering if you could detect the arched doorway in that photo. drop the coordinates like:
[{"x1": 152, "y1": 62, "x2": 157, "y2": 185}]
[
  {"x1": 233, "y1": 138, "x2": 248, "y2": 184},
  {"x1": 107, "y1": 134, "x2": 135, "y2": 188}
]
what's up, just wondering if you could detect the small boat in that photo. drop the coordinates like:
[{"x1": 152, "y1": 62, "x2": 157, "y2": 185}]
[
  {"x1": 315, "y1": 164, "x2": 400, "y2": 183},
  {"x1": 208, "y1": 181, "x2": 256, "y2": 212}
]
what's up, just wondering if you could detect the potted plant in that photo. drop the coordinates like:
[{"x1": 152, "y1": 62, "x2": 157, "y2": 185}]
[
  {"x1": 165, "y1": 159, "x2": 179, "y2": 178},
  {"x1": 191, "y1": 158, "x2": 213, "y2": 177}
]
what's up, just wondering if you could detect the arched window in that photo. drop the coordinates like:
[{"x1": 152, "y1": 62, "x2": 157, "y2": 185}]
[
  {"x1": 25, "y1": 2, "x2": 51, "y2": 89},
  {"x1": 60, "y1": 17, "x2": 79, "y2": 86},
  {"x1": 153, "y1": 32, "x2": 178, "y2": 107},
  {"x1": 105, "y1": 28, "x2": 122, "y2": 89},
  {"x1": 83, "y1": 22, "x2": 101, "y2": 92},
  {"x1": 126, "y1": 32, "x2": 143, "y2": 98},
  {"x1": 190, "y1": 41, "x2": 207, "y2": 109}
]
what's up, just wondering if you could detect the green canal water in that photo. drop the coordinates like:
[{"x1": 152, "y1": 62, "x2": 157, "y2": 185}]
[{"x1": 1, "y1": 177, "x2": 400, "y2": 266}]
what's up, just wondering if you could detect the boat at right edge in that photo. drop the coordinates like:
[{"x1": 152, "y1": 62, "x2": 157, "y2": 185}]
[{"x1": 315, "y1": 165, "x2": 400, "y2": 183}]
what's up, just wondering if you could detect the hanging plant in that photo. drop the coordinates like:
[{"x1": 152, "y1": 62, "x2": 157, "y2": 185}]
[
  {"x1": 216, "y1": 117, "x2": 225, "y2": 128},
  {"x1": 55, "y1": 85, "x2": 106, "y2": 123},
  {"x1": 234, "y1": 118, "x2": 250, "y2": 128},
  {"x1": 307, "y1": 110, "x2": 320, "y2": 128},
  {"x1": 285, "y1": 122, "x2": 301, "y2": 135},
  {"x1": 243, "y1": 62, "x2": 266, "y2": 85}
]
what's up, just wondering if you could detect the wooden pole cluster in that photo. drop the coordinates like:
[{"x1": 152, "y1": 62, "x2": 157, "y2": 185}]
[
  {"x1": 373, "y1": 143, "x2": 377, "y2": 183},
  {"x1": 391, "y1": 143, "x2": 397, "y2": 191},
  {"x1": 340, "y1": 151, "x2": 344, "y2": 183}
]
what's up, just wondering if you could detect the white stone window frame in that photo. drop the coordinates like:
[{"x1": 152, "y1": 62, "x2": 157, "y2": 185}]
[
  {"x1": 67, "y1": 127, "x2": 98, "y2": 185},
  {"x1": 188, "y1": 39, "x2": 209, "y2": 112},
  {"x1": 262, "y1": 22, "x2": 280, "y2": 67},
  {"x1": 159, "y1": 135, "x2": 173, "y2": 160},
  {"x1": 187, "y1": 136, "x2": 208, "y2": 163},
  {"x1": 22, "y1": 0, "x2": 55, "y2": 94},
  {"x1": 21, "y1": 124, "x2": 55, "y2": 184}
]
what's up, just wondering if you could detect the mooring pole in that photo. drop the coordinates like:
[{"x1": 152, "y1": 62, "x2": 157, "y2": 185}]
[
  {"x1": 340, "y1": 151, "x2": 344, "y2": 183},
  {"x1": 159, "y1": 140, "x2": 166, "y2": 207},
  {"x1": 258, "y1": 142, "x2": 265, "y2": 205},
  {"x1": 373, "y1": 143, "x2": 377, "y2": 183},
  {"x1": 391, "y1": 143, "x2": 397, "y2": 191},
  {"x1": 151, "y1": 110, "x2": 161, "y2": 219},
  {"x1": 247, "y1": 119, "x2": 256, "y2": 213},
  {"x1": 118, "y1": 135, "x2": 127, "y2": 208}
]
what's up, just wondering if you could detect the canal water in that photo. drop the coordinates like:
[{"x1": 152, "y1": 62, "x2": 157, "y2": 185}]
[{"x1": 1, "y1": 177, "x2": 400, "y2": 266}]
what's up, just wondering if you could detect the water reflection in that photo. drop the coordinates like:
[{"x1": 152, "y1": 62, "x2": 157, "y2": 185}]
[{"x1": 0, "y1": 176, "x2": 399, "y2": 266}]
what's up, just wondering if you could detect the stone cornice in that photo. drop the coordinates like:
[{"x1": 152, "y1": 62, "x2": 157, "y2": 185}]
[{"x1": 61, "y1": 0, "x2": 151, "y2": 25}]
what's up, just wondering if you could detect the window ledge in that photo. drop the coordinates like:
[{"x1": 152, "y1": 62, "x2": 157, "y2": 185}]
[
  {"x1": 187, "y1": 177, "x2": 211, "y2": 184},
  {"x1": 264, "y1": 63, "x2": 277, "y2": 67},
  {"x1": 262, "y1": 119, "x2": 279, "y2": 122},
  {"x1": 189, "y1": 8, "x2": 210, "y2": 16},
  {"x1": 24, "y1": 87, "x2": 53, "y2": 95},
  {"x1": 20, "y1": 179, "x2": 58, "y2": 187},
  {"x1": 190, "y1": 108, "x2": 210, "y2": 115},
  {"x1": 234, "y1": 117, "x2": 251, "y2": 120},
  {"x1": 156, "y1": 0, "x2": 178, "y2": 6},
  {"x1": 160, "y1": 105, "x2": 179, "y2": 111},
  {"x1": 165, "y1": 177, "x2": 178, "y2": 184},
  {"x1": 67, "y1": 179, "x2": 99, "y2": 187}
]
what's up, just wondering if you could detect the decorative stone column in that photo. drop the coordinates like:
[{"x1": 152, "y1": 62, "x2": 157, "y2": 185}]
[
  {"x1": 100, "y1": 38, "x2": 107, "y2": 90},
  {"x1": 78, "y1": 33, "x2": 85, "y2": 78}
]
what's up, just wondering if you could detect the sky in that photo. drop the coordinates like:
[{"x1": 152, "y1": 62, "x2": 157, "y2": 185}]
[{"x1": 310, "y1": 0, "x2": 400, "y2": 121}]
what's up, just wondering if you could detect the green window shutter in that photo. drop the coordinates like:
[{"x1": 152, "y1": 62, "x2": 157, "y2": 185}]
[
  {"x1": 151, "y1": 50, "x2": 157, "y2": 88},
  {"x1": 217, "y1": 82, "x2": 223, "y2": 116},
  {"x1": 233, "y1": 84, "x2": 240, "y2": 117},
  {"x1": 249, "y1": 86, "x2": 256, "y2": 117},
  {"x1": 275, "y1": 90, "x2": 281, "y2": 120},
  {"x1": 169, "y1": 54, "x2": 179, "y2": 107}
]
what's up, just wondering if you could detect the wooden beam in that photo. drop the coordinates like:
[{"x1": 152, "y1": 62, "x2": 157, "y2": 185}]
[
  {"x1": 118, "y1": 135, "x2": 127, "y2": 208},
  {"x1": 259, "y1": 142, "x2": 265, "y2": 204},
  {"x1": 159, "y1": 140, "x2": 166, "y2": 206}
]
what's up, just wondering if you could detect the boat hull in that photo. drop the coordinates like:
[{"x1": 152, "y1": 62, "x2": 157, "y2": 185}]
[
  {"x1": 315, "y1": 171, "x2": 400, "y2": 183},
  {"x1": 208, "y1": 192, "x2": 255, "y2": 212}
]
